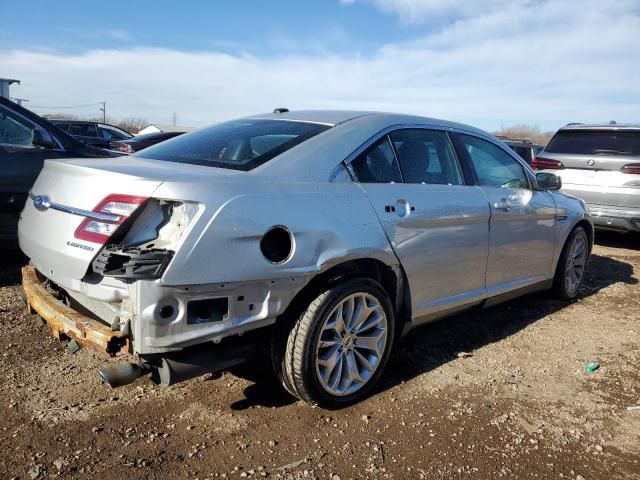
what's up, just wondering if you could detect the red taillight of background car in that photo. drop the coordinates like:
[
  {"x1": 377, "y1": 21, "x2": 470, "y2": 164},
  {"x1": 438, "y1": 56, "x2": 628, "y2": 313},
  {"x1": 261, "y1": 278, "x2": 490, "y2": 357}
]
[
  {"x1": 531, "y1": 157, "x2": 564, "y2": 170},
  {"x1": 621, "y1": 163, "x2": 640, "y2": 175},
  {"x1": 74, "y1": 194, "x2": 149, "y2": 244},
  {"x1": 110, "y1": 142, "x2": 135, "y2": 154}
]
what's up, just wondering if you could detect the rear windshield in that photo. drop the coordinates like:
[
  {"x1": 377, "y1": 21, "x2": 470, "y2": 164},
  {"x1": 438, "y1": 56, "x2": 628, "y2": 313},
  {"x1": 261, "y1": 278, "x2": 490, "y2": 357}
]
[
  {"x1": 545, "y1": 130, "x2": 640, "y2": 156},
  {"x1": 134, "y1": 119, "x2": 330, "y2": 170}
]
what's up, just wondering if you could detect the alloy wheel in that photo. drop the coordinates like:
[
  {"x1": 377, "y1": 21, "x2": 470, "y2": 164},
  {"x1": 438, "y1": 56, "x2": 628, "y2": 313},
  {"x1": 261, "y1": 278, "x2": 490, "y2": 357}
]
[{"x1": 314, "y1": 292, "x2": 388, "y2": 396}]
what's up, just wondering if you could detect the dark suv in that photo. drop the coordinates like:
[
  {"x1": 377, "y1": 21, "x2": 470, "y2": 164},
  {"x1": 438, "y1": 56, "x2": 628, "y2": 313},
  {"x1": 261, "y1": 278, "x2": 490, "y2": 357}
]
[
  {"x1": 534, "y1": 124, "x2": 640, "y2": 232},
  {"x1": 498, "y1": 137, "x2": 543, "y2": 166},
  {"x1": 0, "y1": 98, "x2": 119, "y2": 244},
  {"x1": 50, "y1": 120, "x2": 133, "y2": 149}
]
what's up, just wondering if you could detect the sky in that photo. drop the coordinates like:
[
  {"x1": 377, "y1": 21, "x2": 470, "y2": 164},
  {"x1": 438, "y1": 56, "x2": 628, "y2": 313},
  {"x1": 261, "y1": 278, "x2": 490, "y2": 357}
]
[{"x1": 1, "y1": 0, "x2": 639, "y2": 132}]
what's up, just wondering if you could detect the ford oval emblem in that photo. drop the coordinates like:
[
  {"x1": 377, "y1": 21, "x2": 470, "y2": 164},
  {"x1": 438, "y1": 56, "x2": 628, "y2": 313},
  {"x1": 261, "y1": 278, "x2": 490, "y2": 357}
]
[
  {"x1": 587, "y1": 159, "x2": 595, "y2": 167},
  {"x1": 33, "y1": 195, "x2": 50, "y2": 211}
]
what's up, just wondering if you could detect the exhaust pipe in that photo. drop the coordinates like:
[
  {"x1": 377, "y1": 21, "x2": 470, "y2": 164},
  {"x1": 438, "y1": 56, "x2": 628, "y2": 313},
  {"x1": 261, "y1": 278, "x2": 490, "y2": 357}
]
[
  {"x1": 98, "y1": 337, "x2": 258, "y2": 388},
  {"x1": 98, "y1": 362, "x2": 147, "y2": 388}
]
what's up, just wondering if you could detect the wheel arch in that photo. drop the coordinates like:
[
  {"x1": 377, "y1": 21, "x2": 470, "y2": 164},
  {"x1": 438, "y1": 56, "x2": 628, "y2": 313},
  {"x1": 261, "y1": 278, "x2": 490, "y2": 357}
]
[{"x1": 280, "y1": 257, "x2": 410, "y2": 336}]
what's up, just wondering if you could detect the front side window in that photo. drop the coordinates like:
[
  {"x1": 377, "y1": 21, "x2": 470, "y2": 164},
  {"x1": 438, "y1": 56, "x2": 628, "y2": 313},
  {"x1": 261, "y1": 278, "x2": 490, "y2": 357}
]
[
  {"x1": 0, "y1": 107, "x2": 35, "y2": 146},
  {"x1": 460, "y1": 134, "x2": 529, "y2": 189},
  {"x1": 351, "y1": 136, "x2": 402, "y2": 183},
  {"x1": 390, "y1": 129, "x2": 464, "y2": 185},
  {"x1": 135, "y1": 120, "x2": 330, "y2": 171}
]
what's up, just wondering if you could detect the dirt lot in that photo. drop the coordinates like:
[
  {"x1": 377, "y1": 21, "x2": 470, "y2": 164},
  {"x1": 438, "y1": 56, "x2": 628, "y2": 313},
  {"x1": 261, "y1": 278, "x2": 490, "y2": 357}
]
[{"x1": 1, "y1": 232, "x2": 639, "y2": 480}]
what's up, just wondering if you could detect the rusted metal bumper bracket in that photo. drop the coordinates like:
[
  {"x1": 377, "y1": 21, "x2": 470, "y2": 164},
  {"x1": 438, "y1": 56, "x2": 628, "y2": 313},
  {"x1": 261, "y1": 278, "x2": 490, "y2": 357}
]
[{"x1": 21, "y1": 266, "x2": 129, "y2": 356}]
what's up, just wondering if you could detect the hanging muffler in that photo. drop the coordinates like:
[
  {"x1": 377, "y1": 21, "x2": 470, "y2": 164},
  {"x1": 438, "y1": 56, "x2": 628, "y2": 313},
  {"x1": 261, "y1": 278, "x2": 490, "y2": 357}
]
[{"x1": 97, "y1": 337, "x2": 258, "y2": 388}]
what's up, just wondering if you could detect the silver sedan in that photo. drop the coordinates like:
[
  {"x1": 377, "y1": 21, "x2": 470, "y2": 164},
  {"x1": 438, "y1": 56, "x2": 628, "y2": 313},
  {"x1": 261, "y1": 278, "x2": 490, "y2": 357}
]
[{"x1": 18, "y1": 110, "x2": 592, "y2": 407}]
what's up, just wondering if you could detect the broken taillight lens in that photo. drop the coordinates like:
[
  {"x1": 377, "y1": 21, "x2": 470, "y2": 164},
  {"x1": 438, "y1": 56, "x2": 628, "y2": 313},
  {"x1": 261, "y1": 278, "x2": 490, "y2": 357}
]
[{"x1": 74, "y1": 194, "x2": 149, "y2": 244}]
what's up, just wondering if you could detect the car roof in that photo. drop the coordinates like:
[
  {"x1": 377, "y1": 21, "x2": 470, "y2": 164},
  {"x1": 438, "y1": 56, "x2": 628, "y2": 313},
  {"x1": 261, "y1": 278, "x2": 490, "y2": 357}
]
[
  {"x1": 498, "y1": 137, "x2": 534, "y2": 146},
  {"x1": 247, "y1": 110, "x2": 487, "y2": 134},
  {"x1": 239, "y1": 110, "x2": 495, "y2": 181},
  {"x1": 559, "y1": 123, "x2": 640, "y2": 131}
]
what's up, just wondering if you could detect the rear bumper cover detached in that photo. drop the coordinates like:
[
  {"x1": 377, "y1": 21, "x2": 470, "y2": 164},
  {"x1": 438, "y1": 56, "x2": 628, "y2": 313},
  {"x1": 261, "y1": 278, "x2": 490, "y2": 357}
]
[{"x1": 22, "y1": 266, "x2": 129, "y2": 356}]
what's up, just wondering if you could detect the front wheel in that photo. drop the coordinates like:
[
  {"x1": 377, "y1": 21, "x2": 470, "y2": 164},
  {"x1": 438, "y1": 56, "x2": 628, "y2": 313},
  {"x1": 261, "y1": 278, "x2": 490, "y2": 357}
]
[
  {"x1": 553, "y1": 226, "x2": 590, "y2": 300},
  {"x1": 272, "y1": 277, "x2": 395, "y2": 408}
]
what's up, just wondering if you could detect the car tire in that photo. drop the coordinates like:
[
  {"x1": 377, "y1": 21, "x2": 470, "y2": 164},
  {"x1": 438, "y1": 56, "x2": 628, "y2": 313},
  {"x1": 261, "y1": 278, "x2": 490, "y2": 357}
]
[
  {"x1": 552, "y1": 226, "x2": 590, "y2": 300},
  {"x1": 272, "y1": 277, "x2": 395, "y2": 408}
]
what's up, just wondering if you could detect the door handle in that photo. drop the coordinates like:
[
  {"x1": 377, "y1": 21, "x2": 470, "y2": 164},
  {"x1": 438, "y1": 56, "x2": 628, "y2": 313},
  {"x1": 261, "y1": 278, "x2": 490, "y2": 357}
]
[
  {"x1": 494, "y1": 198, "x2": 513, "y2": 211},
  {"x1": 385, "y1": 200, "x2": 415, "y2": 216}
]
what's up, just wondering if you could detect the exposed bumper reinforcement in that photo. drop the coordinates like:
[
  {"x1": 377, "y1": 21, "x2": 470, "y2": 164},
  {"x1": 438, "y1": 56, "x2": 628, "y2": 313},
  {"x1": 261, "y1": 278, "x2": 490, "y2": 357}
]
[{"x1": 21, "y1": 265, "x2": 129, "y2": 356}]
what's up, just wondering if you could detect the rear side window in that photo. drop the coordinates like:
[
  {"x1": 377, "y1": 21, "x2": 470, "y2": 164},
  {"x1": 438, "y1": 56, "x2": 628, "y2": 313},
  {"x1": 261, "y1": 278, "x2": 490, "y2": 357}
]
[
  {"x1": 135, "y1": 120, "x2": 330, "y2": 171},
  {"x1": 459, "y1": 134, "x2": 530, "y2": 189},
  {"x1": 351, "y1": 136, "x2": 402, "y2": 183},
  {"x1": 546, "y1": 130, "x2": 640, "y2": 156},
  {"x1": 389, "y1": 129, "x2": 464, "y2": 185},
  {"x1": 68, "y1": 123, "x2": 98, "y2": 137}
]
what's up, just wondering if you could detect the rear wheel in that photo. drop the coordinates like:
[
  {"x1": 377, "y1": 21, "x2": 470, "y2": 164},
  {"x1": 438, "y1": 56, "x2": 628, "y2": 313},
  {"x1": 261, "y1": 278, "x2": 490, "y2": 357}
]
[
  {"x1": 553, "y1": 226, "x2": 589, "y2": 300},
  {"x1": 272, "y1": 277, "x2": 395, "y2": 408}
]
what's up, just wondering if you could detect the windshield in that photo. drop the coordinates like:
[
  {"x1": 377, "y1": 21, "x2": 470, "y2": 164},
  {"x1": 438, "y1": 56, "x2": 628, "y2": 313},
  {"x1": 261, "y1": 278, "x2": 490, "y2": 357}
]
[
  {"x1": 135, "y1": 119, "x2": 330, "y2": 170},
  {"x1": 545, "y1": 130, "x2": 640, "y2": 156}
]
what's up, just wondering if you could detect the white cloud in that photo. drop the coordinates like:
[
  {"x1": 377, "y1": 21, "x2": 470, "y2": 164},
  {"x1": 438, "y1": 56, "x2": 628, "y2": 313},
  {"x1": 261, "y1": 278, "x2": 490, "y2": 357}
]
[
  {"x1": 341, "y1": 0, "x2": 526, "y2": 24},
  {"x1": 3, "y1": 1, "x2": 638, "y2": 131}
]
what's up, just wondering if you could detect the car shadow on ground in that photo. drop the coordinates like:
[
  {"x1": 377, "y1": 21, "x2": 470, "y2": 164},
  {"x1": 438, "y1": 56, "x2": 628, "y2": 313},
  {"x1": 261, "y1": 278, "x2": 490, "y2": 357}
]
[
  {"x1": 228, "y1": 251, "x2": 637, "y2": 410},
  {"x1": 0, "y1": 250, "x2": 27, "y2": 288},
  {"x1": 595, "y1": 230, "x2": 640, "y2": 251}
]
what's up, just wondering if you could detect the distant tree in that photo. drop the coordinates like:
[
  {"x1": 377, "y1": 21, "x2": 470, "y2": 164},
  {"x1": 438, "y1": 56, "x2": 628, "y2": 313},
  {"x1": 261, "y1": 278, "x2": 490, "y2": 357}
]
[
  {"x1": 492, "y1": 124, "x2": 554, "y2": 146},
  {"x1": 42, "y1": 113, "x2": 79, "y2": 120},
  {"x1": 115, "y1": 117, "x2": 148, "y2": 134}
]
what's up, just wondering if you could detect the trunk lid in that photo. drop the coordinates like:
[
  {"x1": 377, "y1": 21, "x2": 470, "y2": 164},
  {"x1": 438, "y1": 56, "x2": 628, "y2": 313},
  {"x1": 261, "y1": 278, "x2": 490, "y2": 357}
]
[{"x1": 19, "y1": 158, "x2": 167, "y2": 283}]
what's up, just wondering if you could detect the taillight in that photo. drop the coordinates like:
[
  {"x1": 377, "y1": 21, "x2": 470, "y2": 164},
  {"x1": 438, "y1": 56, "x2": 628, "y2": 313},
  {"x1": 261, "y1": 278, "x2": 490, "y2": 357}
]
[
  {"x1": 621, "y1": 163, "x2": 640, "y2": 175},
  {"x1": 74, "y1": 194, "x2": 149, "y2": 244},
  {"x1": 110, "y1": 142, "x2": 134, "y2": 154},
  {"x1": 532, "y1": 157, "x2": 564, "y2": 170}
]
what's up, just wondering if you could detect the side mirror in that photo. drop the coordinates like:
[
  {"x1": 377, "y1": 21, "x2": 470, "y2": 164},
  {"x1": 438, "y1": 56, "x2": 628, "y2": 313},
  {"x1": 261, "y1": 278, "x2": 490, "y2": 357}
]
[
  {"x1": 32, "y1": 129, "x2": 57, "y2": 149},
  {"x1": 536, "y1": 172, "x2": 562, "y2": 191}
]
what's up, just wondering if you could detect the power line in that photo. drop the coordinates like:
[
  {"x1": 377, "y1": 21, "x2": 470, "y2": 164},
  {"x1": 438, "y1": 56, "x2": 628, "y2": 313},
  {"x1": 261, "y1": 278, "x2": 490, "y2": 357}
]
[{"x1": 29, "y1": 102, "x2": 105, "y2": 109}]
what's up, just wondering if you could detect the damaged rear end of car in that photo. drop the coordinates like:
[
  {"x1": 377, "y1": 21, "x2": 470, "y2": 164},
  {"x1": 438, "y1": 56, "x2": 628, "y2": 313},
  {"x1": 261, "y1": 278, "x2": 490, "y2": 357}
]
[{"x1": 18, "y1": 116, "x2": 380, "y2": 391}]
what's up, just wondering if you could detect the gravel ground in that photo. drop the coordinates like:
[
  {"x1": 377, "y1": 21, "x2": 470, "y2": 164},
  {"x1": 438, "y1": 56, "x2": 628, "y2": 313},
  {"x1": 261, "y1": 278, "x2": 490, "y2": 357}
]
[{"x1": 0, "y1": 232, "x2": 639, "y2": 480}]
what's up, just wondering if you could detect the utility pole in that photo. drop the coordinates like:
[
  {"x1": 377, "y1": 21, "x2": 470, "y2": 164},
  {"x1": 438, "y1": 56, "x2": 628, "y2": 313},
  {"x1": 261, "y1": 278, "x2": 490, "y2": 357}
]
[
  {"x1": 172, "y1": 112, "x2": 177, "y2": 126},
  {"x1": 99, "y1": 101, "x2": 106, "y2": 123}
]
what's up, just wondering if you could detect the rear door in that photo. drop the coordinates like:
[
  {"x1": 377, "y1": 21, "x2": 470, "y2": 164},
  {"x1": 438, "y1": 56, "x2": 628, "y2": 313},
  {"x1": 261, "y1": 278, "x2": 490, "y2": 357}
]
[
  {"x1": 349, "y1": 128, "x2": 489, "y2": 320},
  {"x1": 454, "y1": 132, "x2": 557, "y2": 294}
]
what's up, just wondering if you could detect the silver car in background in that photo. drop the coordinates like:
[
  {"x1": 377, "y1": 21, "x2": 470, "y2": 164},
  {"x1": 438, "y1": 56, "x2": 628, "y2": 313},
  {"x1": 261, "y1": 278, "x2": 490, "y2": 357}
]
[
  {"x1": 534, "y1": 124, "x2": 640, "y2": 232},
  {"x1": 18, "y1": 110, "x2": 592, "y2": 407}
]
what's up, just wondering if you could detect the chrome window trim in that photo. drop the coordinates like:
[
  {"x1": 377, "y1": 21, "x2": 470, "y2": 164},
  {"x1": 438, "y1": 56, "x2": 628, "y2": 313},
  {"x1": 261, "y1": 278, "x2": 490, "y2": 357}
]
[{"x1": 28, "y1": 192, "x2": 121, "y2": 222}]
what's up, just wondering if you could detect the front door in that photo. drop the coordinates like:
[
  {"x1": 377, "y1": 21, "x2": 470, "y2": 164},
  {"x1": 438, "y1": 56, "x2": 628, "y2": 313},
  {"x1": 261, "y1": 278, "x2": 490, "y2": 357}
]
[
  {"x1": 0, "y1": 104, "x2": 66, "y2": 241},
  {"x1": 454, "y1": 133, "x2": 557, "y2": 295},
  {"x1": 350, "y1": 128, "x2": 490, "y2": 320}
]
